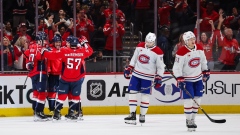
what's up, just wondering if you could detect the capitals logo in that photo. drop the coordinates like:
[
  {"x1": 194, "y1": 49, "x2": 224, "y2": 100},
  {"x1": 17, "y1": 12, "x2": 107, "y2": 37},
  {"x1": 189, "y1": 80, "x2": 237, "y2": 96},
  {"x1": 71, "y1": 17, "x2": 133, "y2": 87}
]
[{"x1": 154, "y1": 76, "x2": 181, "y2": 103}]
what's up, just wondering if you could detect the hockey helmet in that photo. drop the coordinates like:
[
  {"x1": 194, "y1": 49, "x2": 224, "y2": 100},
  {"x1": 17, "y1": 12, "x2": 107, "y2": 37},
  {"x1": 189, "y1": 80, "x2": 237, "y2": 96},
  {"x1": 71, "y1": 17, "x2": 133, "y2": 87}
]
[
  {"x1": 145, "y1": 32, "x2": 156, "y2": 48},
  {"x1": 70, "y1": 37, "x2": 80, "y2": 48},
  {"x1": 52, "y1": 34, "x2": 62, "y2": 42},
  {"x1": 182, "y1": 31, "x2": 195, "y2": 45}
]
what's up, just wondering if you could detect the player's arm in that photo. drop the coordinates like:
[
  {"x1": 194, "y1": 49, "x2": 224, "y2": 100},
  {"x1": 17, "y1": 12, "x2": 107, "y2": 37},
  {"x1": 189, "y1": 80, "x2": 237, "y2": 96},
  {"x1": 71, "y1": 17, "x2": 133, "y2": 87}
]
[
  {"x1": 156, "y1": 53, "x2": 166, "y2": 77},
  {"x1": 129, "y1": 46, "x2": 141, "y2": 67},
  {"x1": 172, "y1": 54, "x2": 185, "y2": 77}
]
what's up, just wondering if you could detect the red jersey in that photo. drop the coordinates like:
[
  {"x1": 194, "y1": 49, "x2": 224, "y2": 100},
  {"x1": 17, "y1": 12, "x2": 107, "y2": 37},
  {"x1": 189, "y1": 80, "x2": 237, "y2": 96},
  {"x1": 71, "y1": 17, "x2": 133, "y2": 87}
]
[
  {"x1": 200, "y1": 7, "x2": 219, "y2": 32},
  {"x1": 215, "y1": 30, "x2": 239, "y2": 65},
  {"x1": 103, "y1": 23, "x2": 125, "y2": 50},
  {"x1": 103, "y1": 8, "x2": 125, "y2": 25},
  {"x1": 47, "y1": 47, "x2": 62, "y2": 75},
  {"x1": 194, "y1": 28, "x2": 216, "y2": 61},
  {"x1": 76, "y1": 19, "x2": 94, "y2": 41},
  {"x1": 24, "y1": 43, "x2": 47, "y2": 77},
  {"x1": 158, "y1": 5, "x2": 172, "y2": 27},
  {"x1": 44, "y1": 46, "x2": 93, "y2": 82}
]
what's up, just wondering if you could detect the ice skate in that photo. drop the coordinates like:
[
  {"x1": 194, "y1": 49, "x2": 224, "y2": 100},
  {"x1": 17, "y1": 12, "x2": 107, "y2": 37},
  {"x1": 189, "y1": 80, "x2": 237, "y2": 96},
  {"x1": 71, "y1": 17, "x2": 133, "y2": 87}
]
[
  {"x1": 191, "y1": 119, "x2": 197, "y2": 131},
  {"x1": 124, "y1": 112, "x2": 137, "y2": 125},
  {"x1": 65, "y1": 114, "x2": 78, "y2": 122},
  {"x1": 52, "y1": 110, "x2": 61, "y2": 122},
  {"x1": 186, "y1": 119, "x2": 195, "y2": 132},
  {"x1": 46, "y1": 111, "x2": 54, "y2": 118},
  {"x1": 75, "y1": 110, "x2": 84, "y2": 121},
  {"x1": 139, "y1": 114, "x2": 145, "y2": 125},
  {"x1": 34, "y1": 112, "x2": 49, "y2": 122}
]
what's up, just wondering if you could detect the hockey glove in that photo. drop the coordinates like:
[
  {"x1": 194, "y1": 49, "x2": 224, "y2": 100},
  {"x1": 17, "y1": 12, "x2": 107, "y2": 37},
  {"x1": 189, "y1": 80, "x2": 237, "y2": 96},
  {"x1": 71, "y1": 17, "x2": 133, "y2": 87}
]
[
  {"x1": 154, "y1": 75, "x2": 162, "y2": 89},
  {"x1": 202, "y1": 69, "x2": 210, "y2": 82},
  {"x1": 176, "y1": 77, "x2": 185, "y2": 90},
  {"x1": 124, "y1": 66, "x2": 133, "y2": 79},
  {"x1": 26, "y1": 62, "x2": 34, "y2": 71}
]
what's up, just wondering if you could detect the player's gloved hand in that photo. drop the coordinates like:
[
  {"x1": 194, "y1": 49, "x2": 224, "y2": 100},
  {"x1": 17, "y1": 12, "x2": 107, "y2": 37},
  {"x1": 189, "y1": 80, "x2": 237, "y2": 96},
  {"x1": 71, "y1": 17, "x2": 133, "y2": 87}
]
[
  {"x1": 26, "y1": 62, "x2": 34, "y2": 71},
  {"x1": 79, "y1": 38, "x2": 88, "y2": 47},
  {"x1": 202, "y1": 69, "x2": 210, "y2": 82},
  {"x1": 154, "y1": 75, "x2": 162, "y2": 89},
  {"x1": 124, "y1": 66, "x2": 133, "y2": 79},
  {"x1": 177, "y1": 76, "x2": 185, "y2": 90}
]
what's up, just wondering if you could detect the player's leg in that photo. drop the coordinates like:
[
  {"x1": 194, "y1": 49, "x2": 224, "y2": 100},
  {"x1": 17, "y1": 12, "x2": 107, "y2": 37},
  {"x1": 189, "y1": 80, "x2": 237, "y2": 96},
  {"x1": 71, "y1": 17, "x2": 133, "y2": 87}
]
[
  {"x1": 75, "y1": 78, "x2": 84, "y2": 120},
  {"x1": 46, "y1": 74, "x2": 58, "y2": 117},
  {"x1": 30, "y1": 76, "x2": 39, "y2": 116},
  {"x1": 65, "y1": 80, "x2": 83, "y2": 121},
  {"x1": 191, "y1": 80, "x2": 204, "y2": 131},
  {"x1": 183, "y1": 82, "x2": 195, "y2": 131},
  {"x1": 34, "y1": 74, "x2": 48, "y2": 121},
  {"x1": 53, "y1": 79, "x2": 69, "y2": 121},
  {"x1": 124, "y1": 76, "x2": 140, "y2": 125},
  {"x1": 139, "y1": 79, "x2": 152, "y2": 124}
]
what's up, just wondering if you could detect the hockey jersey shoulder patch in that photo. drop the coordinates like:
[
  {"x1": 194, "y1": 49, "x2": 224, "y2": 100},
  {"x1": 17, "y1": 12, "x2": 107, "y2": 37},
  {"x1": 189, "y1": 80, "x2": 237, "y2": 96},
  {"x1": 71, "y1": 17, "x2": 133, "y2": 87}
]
[
  {"x1": 151, "y1": 47, "x2": 163, "y2": 55},
  {"x1": 137, "y1": 42, "x2": 145, "y2": 48},
  {"x1": 176, "y1": 46, "x2": 190, "y2": 56}
]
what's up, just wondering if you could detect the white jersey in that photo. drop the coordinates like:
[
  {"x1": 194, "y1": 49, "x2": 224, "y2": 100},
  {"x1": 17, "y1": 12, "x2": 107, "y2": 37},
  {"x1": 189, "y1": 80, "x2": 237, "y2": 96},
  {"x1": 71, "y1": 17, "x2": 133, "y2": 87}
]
[
  {"x1": 129, "y1": 42, "x2": 165, "y2": 81},
  {"x1": 172, "y1": 44, "x2": 208, "y2": 82}
]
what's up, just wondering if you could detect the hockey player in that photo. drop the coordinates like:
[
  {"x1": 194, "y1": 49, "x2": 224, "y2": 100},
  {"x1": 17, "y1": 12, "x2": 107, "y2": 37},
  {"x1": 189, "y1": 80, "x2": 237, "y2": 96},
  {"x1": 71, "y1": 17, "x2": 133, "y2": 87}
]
[
  {"x1": 172, "y1": 31, "x2": 210, "y2": 132},
  {"x1": 46, "y1": 34, "x2": 62, "y2": 117},
  {"x1": 123, "y1": 32, "x2": 165, "y2": 125},
  {"x1": 24, "y1": 31, "x2": 49, "y2": 121},
  {"x1": 42, "y1": 36, "x2": 93, "y2": 121}
]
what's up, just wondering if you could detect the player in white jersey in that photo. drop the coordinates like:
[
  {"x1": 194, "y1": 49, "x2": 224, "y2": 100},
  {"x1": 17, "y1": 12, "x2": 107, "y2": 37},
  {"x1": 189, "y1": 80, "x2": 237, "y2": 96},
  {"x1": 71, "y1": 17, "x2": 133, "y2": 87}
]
[
  {"x1": 172, "y1": 31, "x2": 210, "y2": 132},
  {"x1": 123, "y1": 32, "x2": 165, "y2": 125}
]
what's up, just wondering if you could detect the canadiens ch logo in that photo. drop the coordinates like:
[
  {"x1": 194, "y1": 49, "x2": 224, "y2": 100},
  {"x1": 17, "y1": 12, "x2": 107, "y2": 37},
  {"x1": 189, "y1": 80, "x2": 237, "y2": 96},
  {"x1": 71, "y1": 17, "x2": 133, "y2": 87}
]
[
  {"x1": 188, "y1": 57, "x2": 200, "y2": 68},
  {"x1": 138, "y1": 54, "x2": 150, "y2": 64},
  {"x1": 155, "y1": 76, "x2": 181, "y2": 103}
]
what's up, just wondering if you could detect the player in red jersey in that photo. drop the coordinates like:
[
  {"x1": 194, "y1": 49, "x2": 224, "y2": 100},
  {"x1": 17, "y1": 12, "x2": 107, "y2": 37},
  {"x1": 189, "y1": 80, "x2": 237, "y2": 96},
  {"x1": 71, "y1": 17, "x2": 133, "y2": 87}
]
[
  {"x1": 46, "y1": 34, "x2": 63, "y2": 117},
  {"x1": 43, "y1": 36, "x2": 93, "y2": 121},
  {"x1": 24, "y1": 31, "x2": 49, "y2": 121}
]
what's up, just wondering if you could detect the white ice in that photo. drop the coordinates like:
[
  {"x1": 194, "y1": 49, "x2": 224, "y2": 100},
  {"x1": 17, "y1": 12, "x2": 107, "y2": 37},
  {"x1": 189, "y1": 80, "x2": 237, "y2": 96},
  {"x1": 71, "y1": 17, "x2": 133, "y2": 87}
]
[{"x1": 0, "y1": 114, "x2": 239, "y2": 135}]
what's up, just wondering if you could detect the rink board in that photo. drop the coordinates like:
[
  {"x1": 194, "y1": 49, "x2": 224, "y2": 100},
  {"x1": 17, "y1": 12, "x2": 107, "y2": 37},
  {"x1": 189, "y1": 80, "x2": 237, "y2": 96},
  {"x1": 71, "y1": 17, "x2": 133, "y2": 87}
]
[{"x1": 0, "y1": 73, "x2": 239, "y2": 116}]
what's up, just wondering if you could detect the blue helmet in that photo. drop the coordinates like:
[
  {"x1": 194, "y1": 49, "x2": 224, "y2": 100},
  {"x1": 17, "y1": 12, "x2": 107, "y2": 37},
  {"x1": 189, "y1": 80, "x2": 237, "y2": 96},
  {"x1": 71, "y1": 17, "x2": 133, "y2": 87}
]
[
  {"x1": 66, "y1": 35, "x2": 74, "y2": 43},
  {"x1": 36, "y1": 31, "x2": 48, "y2": 41},
  {"x1": 70, "y1": 37, "x2": 79, "y2": 47},
  {"x1": 52, "y1": 34, "x2": 62, "y2": 42}
]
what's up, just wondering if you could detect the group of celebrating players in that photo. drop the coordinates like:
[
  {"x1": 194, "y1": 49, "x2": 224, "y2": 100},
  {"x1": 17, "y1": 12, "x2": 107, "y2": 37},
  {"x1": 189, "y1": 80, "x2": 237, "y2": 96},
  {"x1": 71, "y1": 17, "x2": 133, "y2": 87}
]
[{"x1": 24, "y1": 31, "x2": 93, "y2": 122}]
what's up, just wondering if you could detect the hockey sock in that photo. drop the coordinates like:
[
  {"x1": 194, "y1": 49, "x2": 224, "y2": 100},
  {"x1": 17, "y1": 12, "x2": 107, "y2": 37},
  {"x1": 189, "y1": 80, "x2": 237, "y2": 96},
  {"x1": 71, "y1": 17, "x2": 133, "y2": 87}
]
[
  {"x1": 184, "y1": 99, "x2": 193, "y2": 120},
  {"x1": 75, "y1": 101, "x2": 82, "y2": 113},
  {"x1": 140, "y1": 94, "x2": 149, "y2": 115},
  {"x1": 47, "y1": 92, "x2": 56, "y2": 111},
  {"x1": 32, "y1": 90, "x2": 39, "y2": 112},
  {"x1": 129, "y1": 91, "x2": 137, "y2": 113},
  {"x1": 35, "y1": 92, "x2": 46, "y2": 112},
  {"x1": 192, "y1": 97, "x2": 201, "y2": 120}
]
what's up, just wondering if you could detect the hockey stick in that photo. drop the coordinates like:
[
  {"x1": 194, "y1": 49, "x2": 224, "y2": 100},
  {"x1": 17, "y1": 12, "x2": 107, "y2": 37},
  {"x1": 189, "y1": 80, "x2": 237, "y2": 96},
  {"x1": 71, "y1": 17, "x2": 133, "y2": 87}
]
[
  {"x1": 128, "y1": 77, "x2": 173, "y2": 94},
  {"x1": 23, "y1": 72, "x2": 29, "y2": 88},
  {"x1": 165, "y1": 67, "x2": 226, "y2": 124}
]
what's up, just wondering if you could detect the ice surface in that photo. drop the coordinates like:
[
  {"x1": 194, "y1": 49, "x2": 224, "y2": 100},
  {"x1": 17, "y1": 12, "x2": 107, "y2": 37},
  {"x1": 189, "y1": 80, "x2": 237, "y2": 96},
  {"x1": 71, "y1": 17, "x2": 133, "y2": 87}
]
[{"x1": 0, "y1": 114, "x2": 239, "y2": 135}]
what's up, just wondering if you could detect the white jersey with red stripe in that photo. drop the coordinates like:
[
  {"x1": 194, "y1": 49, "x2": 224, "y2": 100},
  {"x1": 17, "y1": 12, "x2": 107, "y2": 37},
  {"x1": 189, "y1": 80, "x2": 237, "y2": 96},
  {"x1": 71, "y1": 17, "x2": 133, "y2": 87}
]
[
  {"x1": 129, "y1": 42, "x2": 165, "y2": 81},
  {"x1": 172, "y1": 44, "x2": 208, "y2": 82}
]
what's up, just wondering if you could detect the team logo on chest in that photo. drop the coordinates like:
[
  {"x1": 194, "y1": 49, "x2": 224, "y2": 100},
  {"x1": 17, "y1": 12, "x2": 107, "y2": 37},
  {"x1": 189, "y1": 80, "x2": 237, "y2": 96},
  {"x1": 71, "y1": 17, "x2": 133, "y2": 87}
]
[
  {"x1": 138, "y1": 54, "x2": 150, "y2": 64},
  {"x1": 188, "y1": 57, "x2": 200, "y2": 68}
]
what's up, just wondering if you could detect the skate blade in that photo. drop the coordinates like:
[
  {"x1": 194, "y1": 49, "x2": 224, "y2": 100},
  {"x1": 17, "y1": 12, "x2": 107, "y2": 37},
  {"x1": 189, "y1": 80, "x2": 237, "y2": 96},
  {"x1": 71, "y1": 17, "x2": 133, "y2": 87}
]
[
  {"x1": 125, "y1": 120, "x2": 137, "y2": 125},
  {"x1": 34, "y1": 118, "x2": 49, "y2": 122},
  {"x1": 187, "y1": 128, "x2": 195, "y2": 132},
  {"x1": 78, "y1": 117, "x2": 84, "y2": 121},
  {"x1": 65, "y1": 118, "x2": 78, "y2": 122}
]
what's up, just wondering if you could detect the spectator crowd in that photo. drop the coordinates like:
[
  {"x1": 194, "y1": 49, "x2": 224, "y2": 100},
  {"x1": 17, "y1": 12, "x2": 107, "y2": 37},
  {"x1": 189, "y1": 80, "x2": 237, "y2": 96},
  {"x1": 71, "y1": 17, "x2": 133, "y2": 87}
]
[{"x1": 1, "y1": 0, "x2": 240, "y2": 72}]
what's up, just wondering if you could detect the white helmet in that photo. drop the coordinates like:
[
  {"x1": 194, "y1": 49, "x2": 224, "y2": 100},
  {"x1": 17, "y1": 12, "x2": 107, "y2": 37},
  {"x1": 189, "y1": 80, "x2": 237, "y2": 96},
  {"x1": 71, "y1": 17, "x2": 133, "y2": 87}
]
[
  {"x1": 182, "y1": 31, "x2": 195, "y2": 45},
  {"x1": 145, "y1": 32, "x2": 156, "y2": 48}
]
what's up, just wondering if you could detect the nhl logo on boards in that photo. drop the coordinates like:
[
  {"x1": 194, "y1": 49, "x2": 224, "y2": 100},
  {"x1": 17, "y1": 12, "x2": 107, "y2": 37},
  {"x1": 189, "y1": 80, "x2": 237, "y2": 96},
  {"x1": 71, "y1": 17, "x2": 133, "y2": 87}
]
[{"x1": 87, "y1": 80, "x2": 106, "y2": 101}]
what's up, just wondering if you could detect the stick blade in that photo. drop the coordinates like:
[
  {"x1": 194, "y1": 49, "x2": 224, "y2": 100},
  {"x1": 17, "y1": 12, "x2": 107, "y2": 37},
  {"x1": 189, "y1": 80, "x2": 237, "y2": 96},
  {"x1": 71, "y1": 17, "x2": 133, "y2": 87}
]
[{"x1": 210, "y1": 118, "x2": 226, "y2": 123}]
